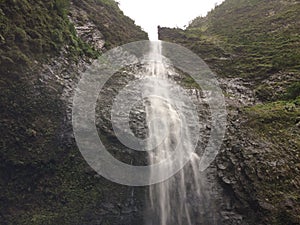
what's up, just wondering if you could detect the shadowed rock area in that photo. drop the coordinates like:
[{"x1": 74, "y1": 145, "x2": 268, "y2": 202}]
[{"x1": 0, "y1": 0, "x2": 147, "y2": 224}]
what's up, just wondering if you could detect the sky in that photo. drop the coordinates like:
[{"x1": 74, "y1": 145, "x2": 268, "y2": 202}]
[{"x1": 118, "y1": 0, "x2": 225, "y2": 40}]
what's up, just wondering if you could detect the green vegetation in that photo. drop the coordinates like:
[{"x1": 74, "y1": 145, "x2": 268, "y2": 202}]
[
  {"x1": 159, "y1": 0, "x2": 300, "y2": 224},
  {"x1": 245, "y1": 98, "x2": 300, "y2": 143},
  {"x1": 181, "y1": 75, "x2": 200, "y2": 89},
  {"x1": 284, "y1": 82, "x2": 300, "y2": 100},
  {"x1": 0, "y1": 0, "x2": 147, "y2": 224},
  {"x1": 159, "y1": 0, "x2": 300, "y2": 101},
  {"x1": 72, "y1": 0, "x2": 148, "y2": 49},
  {"x1": 244, "y1": 98, "x2": 300, "y2": 224},
  {"x1": 0, "y1": 0, "x2": 85, "y2": 70}
]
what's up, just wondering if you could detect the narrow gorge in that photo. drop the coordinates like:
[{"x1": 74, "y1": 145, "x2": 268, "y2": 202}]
[{"x1": 0, "y1": 0, "x2": 299, "y2": 225}]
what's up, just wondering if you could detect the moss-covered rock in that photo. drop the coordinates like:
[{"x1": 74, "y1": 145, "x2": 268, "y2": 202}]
[
  {"x1": 159, "y1": 0, "x2": 300, "y2": 224},
  {"x1": 0, "y1": 0, "x2": 148, "y2": 224}
]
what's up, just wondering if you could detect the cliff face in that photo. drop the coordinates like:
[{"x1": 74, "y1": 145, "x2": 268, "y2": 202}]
[
  {"x1": 159, "y1": 0, "x2": 300, "y2": 224},
  {"x1": 0, "y1": 1, "x2": 147, "y2": 224},
  {"x1": 159, "y1": 0, "x2": 300, "y2": 99},
  {"x1": 1, "y1": 0, "x2": 300, "y2": 224}
]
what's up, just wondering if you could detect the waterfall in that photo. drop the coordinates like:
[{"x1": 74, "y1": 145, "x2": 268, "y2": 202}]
[{"x1": 143, "y1": 41, "x2": 220, "y2": 225}]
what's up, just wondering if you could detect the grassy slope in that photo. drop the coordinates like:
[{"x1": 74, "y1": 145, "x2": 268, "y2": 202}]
[
  {"x1": 160, "y1": 0, "x2": 300, "y2": 91},
  {"x1": 71, "y1": 0, "x2": 148, "y2": 48},
  {"x1": 0, "y1": 0, "x2": 147, "y2": 224},
  {"x1": 159, "y1": 0, "x2": 300, "y2": 224}
]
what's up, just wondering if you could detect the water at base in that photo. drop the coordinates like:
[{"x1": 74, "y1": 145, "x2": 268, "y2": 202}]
[{"x1": 143, "y1": 41, "x2": 220, "y2": 225}]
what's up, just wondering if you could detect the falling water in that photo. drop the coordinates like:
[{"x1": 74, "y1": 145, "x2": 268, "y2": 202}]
[{"x1": 143, "y1": 41, "x2": 220, "y2": 225}]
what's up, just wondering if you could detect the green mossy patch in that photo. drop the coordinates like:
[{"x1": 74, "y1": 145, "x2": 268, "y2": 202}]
[
  {"x1": 159, "y1": 0, "x2": 300, "y2": 83},
  {"x1": 243, "y1": 98, "x2": 300, "y2": 224},
  {"x1": 0, "y1": 0, "x2": 147, "y2": 224},
  {"x1": 71, "y1": 0, "x2": 148, "y2": 49},
  {"x1": 0, "y1": 0, "x2": 98, "y2": 73},
  {"x1": 159, "y1": 1, "x2": 300, "y2": 223}
]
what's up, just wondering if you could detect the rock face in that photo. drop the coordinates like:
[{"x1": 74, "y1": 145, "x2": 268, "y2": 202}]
[
  {"x1": 0, "y1": 0, "x2": 147, "y2": 224},
  {"x1": 69, "y1": 4, "x2": 106, "y2": 51},
  {"x1": 1, "y1": 0, "x2": 299, "y2": 224},
  {"x1": 158, "y1": 0, "x2": 300, "y2": 224}
]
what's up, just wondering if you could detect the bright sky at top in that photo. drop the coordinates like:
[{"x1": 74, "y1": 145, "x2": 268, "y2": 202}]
[{"x1": 118, "y1": 0, "x2": 225, "y2": 40}]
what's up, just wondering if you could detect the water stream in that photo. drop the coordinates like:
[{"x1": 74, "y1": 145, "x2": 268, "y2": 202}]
[{"x1": 144, "y1": 41, "x2": 219, "y2": 225}]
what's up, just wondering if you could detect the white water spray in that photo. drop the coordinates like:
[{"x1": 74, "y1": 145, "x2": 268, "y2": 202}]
[{"x1": 144, "y1": 41, "x2": 219, "y2": 225}]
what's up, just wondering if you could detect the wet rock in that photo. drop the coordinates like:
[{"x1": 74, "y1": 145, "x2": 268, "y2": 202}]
[
  {"x1": 217, "y1": 161, "x2": 230, "y2": 170},
  {"x1": 221, "y1": 211, "x2": 244, "y2": 225},
  {"x1": 219, "y1": 78, "x2": 257, "y2": 107},
  {"x1": 222, "y1": 176, "x2": 233, "y2": 184}
]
